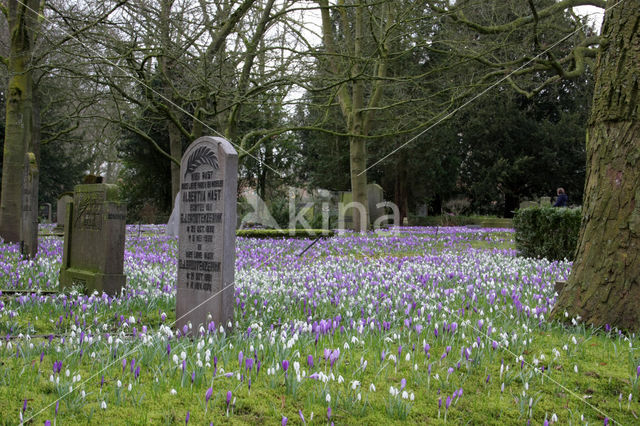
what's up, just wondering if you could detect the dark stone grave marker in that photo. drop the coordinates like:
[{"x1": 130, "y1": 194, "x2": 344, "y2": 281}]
[{"x1": 59, "y1": 184, "x2": 127, "y2": 295}]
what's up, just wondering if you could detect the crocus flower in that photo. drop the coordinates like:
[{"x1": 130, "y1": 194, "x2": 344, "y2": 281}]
[
  {"x1": 226, "y1": 391, "x2": 232, "y2": 407},
  {"x1": 185, "y1": 411, "x2": 190, "y2": 424},
  {"x1": 282, "y1": 416, "x2": 288, "y2": 426},
  {"x1": 282, "y1": 359, "x2": 289, "y2": 373}
]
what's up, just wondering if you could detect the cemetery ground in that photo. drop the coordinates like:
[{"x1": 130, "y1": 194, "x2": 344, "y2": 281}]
[{"x1": 1, "y1": 226, "x2": 639, "y2": 425}]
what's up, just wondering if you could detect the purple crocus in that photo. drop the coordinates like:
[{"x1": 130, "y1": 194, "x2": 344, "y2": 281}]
[
  {"x1": 299, "y1": 410, "x2": 306, "y2": 424},
  {"x1": 238, "y1": 351, "x2": 244, "y2": 368},
  {"x1": 446, "y1": 396, "x2": 452, "y2": 409},
  {"x1": 205, "y1": 387, "x2": 213, "y2": 404},
  {"x1": 282, "y1": 359, "x2": 289, "y2": 373},
  {"x1": 400, "y1": 378, "x2": 406, "y2": 390},
  {"x1": 226, "y1": 391, "x2": 232, "y2": 408},
  {"x1": 307, "y1": 355, "x2": 314, "y2": 368},
  {"x1": 282, "y1": 416, "x2": 288, "y2": 426},
  {"x1": 185, "y1": 411, "x2": 190, "y2": 425}
]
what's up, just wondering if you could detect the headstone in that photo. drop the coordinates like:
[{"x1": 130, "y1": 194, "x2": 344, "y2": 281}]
[
  {"x1": 82, "y1": 174, "x2": 103, "y2": 184},
  {"x1": 519, "y1": 201, "x2": 538, "y2": 209},
  {"x1": 339, "y1": 192, "x2": 354, "y2": 229},
  {"x1": 176, "y1": 136, "x2": 238, "y2": 333},
  {"x1": 238, "y1": 190, "x2": 280, "y2": 229},
  {"x1": 59, "y1": 184, "x2": 127, "y2": 295},
  {"x1": 166, "y1": 192, "x2": 181, "y2": 237},
  {"x1": 539, "y1": 196, "x2": 552, "y2": 207},
  {"x1": 39, "y1": 203, "x2": 52, "y2": 223},
  {"x1": 21, "y1": 152, "x2": 39, "y2": 258},
  {"x1": 367, "y1": 183, "x2": 384, "y2": 225},
  {"x1": 54, "y1": 193, "x2": 73, "y2": 232}
]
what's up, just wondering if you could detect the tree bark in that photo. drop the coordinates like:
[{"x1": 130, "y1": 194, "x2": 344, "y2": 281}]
[
  {"x1": 552, "y1": 2, "x2": 640, "y2": 330},
  {"x1": 0, "y1": 0, "x2": 38, "y2": 244},
  {"x1": 350, "y1": 135, "x2": 369, "y2": 231}
]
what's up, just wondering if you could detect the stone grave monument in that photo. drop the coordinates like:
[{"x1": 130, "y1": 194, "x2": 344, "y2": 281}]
[
  {"x1": 176, "y1": 136, "x2": 238, "y2": 332},
  {"x1": 59, "y1": 184, "x2": 127, "y2": 295},
  {"x1": 367, "y1": 183, "x2": 384, "y2": 225},
  {"x1": 21, "y1": 152, "x2": 39, "y2": 258},
  {"x1": 519, "y1": 200, "x2": 539, "y2": 209},
  {"x1": 54, "y1": 193, "x2": 73, "y2": 233},
  {"x1": 40, "y1": 203, "x2": 52, "y2": 223},
  {"x1": 166, "y1": 192, "x2": 181, "y2": 237},
  {"x1": 539, "y1": 196, "x2": 552, "y2": 207}
]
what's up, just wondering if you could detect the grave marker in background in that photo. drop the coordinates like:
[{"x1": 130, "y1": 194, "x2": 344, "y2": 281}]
[
  {"x1": 176, "y1": 136, "x2": 237, "y2": 332},
  {"x1": 59, "y1": 184, "x2": 127, "y2": 295},
  {"x1": 21, "y1": 152, "x2": 39, "y2": 258},
  {"x1": 40, "y1": 203, "x2": 52, "y2": 223},
  {"x1": 54, "y1": 193, "x2": 73, "y2": 233},
  {"x1": 367, "y1": 183, "x2": 384, "y2": 225}
]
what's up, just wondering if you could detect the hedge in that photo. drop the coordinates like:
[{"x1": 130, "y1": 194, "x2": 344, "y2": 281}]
[
  {"x1": 236, "y1": 229, "x2": 334, "y2": 239},
  {"x1": 409, "y1": 215, "x2": 513, "y2": 228},
  {"x1": 512, "y1": 206, "x2": 581, "y2": 260}
]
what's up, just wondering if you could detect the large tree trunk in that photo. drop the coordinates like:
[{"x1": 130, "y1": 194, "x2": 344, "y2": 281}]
[
  {"x1": 0, "y1": 0, "x2": 38, "y2": 244},
  {"x1": 552, "y1": 3, "x2": 640, "y2": 330},
  {"x1": 349, "y1": 136, "x2": 369, "y2": 232}
]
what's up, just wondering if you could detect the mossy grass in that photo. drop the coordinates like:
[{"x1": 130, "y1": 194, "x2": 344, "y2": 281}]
[{"x1": 0, "y1": 226, "x2": 637, "y2": 424}]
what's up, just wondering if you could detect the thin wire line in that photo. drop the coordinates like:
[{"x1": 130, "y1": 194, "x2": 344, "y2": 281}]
[
  {"x1": 13, "y1": 0, "x2": 285, "y2": 178},
  {"x1": 443, "y1": 306, "x2": 620, "y2": 424},
  {"x1": 360, "y1": 2, "x2": 618, "y2": 175},
  {"x1": 24, "y1": 243, "x2": 292, "y2": 423}
]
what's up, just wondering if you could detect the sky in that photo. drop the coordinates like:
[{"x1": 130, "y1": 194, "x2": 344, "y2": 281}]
[{"x1": 573, "y1": 5, "x2": 605, "y2": 33}]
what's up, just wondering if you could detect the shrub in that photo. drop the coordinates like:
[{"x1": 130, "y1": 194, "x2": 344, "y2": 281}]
[
  {"x1": 513, "y1": 206, "x2": 581, "y2": 260},
  {"x1": 236, "y1": 229, "x2": 334, "y2": 239},
  {"x1": 408, "y1": 215, "x2": 513, "y2": 228}
]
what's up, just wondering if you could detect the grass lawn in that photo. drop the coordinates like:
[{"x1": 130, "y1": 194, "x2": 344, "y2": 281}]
[{"x1": 0, "y1": 225, "x2": 637, "y2": 424}]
